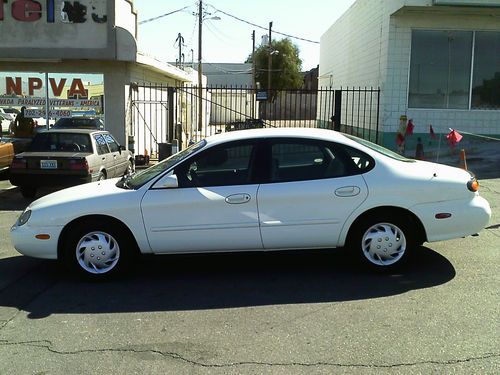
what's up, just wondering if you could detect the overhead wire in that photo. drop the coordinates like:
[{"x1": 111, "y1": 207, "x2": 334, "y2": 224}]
[
  {"x1": 205, "y1": 3, "x2": 319, "y2": 44},
  {"x1": 138, "y1": 5, "x2": 193, "y2": 25}
]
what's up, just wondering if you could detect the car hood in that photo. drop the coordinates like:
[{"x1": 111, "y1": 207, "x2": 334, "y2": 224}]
[{"x1": 29, "y1": 178, "x2": 126, "y2": 211}]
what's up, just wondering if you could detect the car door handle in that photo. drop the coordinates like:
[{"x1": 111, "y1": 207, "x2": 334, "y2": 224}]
[
  {"x1": 335, "y1": 186, "x2": 361, "y2": 197},
  {"x1": 225, "y1": 194, "x2": 251, "y2": 204}
]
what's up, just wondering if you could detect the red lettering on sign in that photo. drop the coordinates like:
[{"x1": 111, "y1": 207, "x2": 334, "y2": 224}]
[
  {"x1": 12, "y1": 0, "x2": 42, "y2": 22},
  {"x1": 28, "y1": 77, "x2": 43, "y2": 95},
  {"x1": 6, "y1": 77, "x2": 22, "y2": 95},
  {"x1": 49, "y1": 78, "x2": 67, "y2": 97},
  {"x1": 68, "y1": 79, "x2": 88, "y2": 98}
]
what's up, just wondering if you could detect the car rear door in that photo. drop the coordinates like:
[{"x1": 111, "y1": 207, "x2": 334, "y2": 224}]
[
  {"x1": 141, "y1": 140, "x2": 263, "y2": 253},
  {"x1": 92, "y1": 133, "x2": 112, "y2": 180},
  {"x1": 257, "y1": 138, "x2": 369, "y2": 249}
]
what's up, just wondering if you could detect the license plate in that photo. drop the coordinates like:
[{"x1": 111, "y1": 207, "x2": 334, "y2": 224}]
[{"x1": 40, "y1": 160, "x2": 57, "y2": 169}]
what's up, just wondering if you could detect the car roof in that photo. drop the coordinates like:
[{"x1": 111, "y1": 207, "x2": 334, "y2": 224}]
[
  {"x1": 55, "y1": 116, "x2": 102, "y2": 121},
  {"x1": 204, "y1": 127, "x2": 353, "y2": 146},
  {"x1": 37, "y1": 128, "x2": 108, "y2": 135}
]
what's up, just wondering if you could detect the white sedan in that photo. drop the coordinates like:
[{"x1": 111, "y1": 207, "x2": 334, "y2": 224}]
[{"x1": 11, "y1": 128, "x2": 491, "y2": 279}]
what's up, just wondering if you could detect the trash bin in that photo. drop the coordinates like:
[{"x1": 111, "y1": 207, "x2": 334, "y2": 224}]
[{"x1": 158, "y1": 143, "x2": 172, "y2": 161}]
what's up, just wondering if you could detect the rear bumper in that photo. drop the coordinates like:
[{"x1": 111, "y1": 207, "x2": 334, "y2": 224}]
[
  {"x1": 411, "y1": 195, "x2": 491, "y2": 242},
  {"x1": 9, "y1": 172, "x2": 91, "y2": 188}
]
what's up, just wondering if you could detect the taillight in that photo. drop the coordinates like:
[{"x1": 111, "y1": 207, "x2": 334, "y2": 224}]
[
  {"x1": 11, "y1": 158, "x2": 27, "y2": 169},
  {"x1": 69, "y1": 159, "x2": 89, "y2": 171},
  {"x1": 467, "y1": 178, "x2": 479, "y2": 192}
]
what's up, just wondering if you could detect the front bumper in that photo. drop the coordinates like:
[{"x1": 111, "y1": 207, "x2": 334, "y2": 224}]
[{"x1": 10, "y1": 223, "x2": 62, "y2": 260}]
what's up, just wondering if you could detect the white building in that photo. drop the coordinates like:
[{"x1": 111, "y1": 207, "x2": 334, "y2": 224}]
[
  {"x1": 320, "y1": 0, "x2": 500, "y2": 150},
  {"x1": 0, "y1": 0, "x2": 199, "y2": 156}
]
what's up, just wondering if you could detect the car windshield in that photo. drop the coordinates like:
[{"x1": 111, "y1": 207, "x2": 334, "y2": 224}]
[
  {"x1": 28, "y1": 132, "x2": 92, "y2": 153},
  {"x1": 344, "y1": 134, "x2": 415, "y2": 162},
  {"x1": 121, "y1": 140, "x2": 207, "y2": 189}
]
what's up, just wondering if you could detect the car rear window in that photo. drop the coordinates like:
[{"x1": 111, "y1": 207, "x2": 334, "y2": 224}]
[
  {"x1": 53, "y1": 118, "x2": 102, "y2": 129},
  {"x1": 28, "y1": 133, "x2": 92, "y2": 153}
]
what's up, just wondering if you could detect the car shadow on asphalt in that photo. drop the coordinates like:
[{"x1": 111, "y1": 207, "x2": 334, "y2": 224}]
[{"x1": 0, "y1": 246, "x2": 455, "y2": 319}]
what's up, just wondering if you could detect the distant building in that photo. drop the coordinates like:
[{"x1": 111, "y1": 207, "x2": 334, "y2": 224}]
[
  {"x1": 303, "y1": 65, "x2": 319, "y2": 91},
  {"x1": 0, "y1": 0, "x2": 202, "y2": 156},
  {"x1": 202, "y1": 63, "x2": 253, "y2": 87},
  {"x1": 320, "y1": 0, "x2": 500, "y2": 149}
]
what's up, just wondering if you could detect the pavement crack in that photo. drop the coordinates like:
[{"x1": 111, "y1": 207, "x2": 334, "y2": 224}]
[{"x1": 0, "y1": 340, "x2": 498, "y2": 369}]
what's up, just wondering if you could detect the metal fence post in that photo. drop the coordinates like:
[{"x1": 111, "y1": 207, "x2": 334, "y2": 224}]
[
  {"x1": 167, "y1": 87, "x2": 175, "y2": 143},
  {"x1": 333, "y1": 89, "x2": 342, "y2": 131}
]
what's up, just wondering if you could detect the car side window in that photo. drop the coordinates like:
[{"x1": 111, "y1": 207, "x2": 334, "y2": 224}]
[
  {"x1": 175, "y1": 142, "x2": 255, "y2": 188},
  {"x1": 103, "y1": 134, "x2": 120, "y2": 152},
  {"x1": 269, "y1": 140, "x2": 360, "y2": 183},
  {"x1": 94, "y1": 134, "x2": 110, "y2": 155}
]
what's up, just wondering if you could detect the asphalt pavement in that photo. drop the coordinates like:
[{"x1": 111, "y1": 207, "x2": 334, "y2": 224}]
[{"x1": 0, "y1": 174, "x2": 498, "y2": 374}]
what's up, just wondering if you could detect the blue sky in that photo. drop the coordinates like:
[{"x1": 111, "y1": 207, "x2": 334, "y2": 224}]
[{"x1": 134, "y1": 0, "x2": 356, "y2": 71}]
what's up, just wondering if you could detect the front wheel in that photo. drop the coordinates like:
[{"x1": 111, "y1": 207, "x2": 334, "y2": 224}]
[
  {"x1": 348, "y1": 217, "x2": 413, "y2": 271},
  {"x1": 62, "y1": 222, "x2": 134, "y2": 279}
]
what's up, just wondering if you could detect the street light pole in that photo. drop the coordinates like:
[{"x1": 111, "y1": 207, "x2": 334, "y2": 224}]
[
  {"x1": 267, "y1": 21, "x2": 272, "y2": 97},
  {"x1": 197, "y1": 0, "x2": 203, "y2": 132}
]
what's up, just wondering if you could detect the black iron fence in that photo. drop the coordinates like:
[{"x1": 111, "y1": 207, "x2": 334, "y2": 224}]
[{"x1": 130, "y1": 84, "x2": 380, "y2": 158}]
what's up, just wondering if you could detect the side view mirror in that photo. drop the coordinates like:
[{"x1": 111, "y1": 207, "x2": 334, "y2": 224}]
[{"x1": 153, "y1": 172, "x2": 178, "y2": 189}]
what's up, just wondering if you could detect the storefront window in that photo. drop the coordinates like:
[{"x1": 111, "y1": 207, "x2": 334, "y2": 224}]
[
  {"x1": 409, "y1": 30, "x2": 472, "y2": 109},
  {"x1": 471, "y1": 32, "x2": 500, "y2": 110}
]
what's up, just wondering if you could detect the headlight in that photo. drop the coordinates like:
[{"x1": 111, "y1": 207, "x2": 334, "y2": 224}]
[{"x1": 17, "y1": 209, "x2": 32, "y2": 226}]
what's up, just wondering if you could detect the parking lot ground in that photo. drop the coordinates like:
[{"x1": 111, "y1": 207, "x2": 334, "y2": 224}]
[{"x1": 0, "y1": 178, "x2": 498, "y2": 374}]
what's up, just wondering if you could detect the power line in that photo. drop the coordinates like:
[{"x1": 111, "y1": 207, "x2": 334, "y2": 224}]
[
  {"x1": 205, "y1": 3, "x2": 319, "y2": 44},
  {"x1": 138, "y1": 5, "x2": 192, "y2": 25}
]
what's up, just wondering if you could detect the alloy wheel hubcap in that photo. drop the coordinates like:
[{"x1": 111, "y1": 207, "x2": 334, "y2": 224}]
[
  {"x1": 76, "y1": 231, "x2": 120, "y2": 274},
  {"x1": 361, "y1": 223, "x2": 406, "y2": 266}
]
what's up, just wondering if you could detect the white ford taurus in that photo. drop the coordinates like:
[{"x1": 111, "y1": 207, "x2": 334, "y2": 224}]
[{"x1": 11, "y1": 128, "x2": 491, "y2": 279}]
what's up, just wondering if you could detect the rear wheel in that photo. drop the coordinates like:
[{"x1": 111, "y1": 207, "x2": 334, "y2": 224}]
[
  {"x1": 124, "y1": 160, "x2": 134, "y2": 176},
  {"x1": 20, "y1": 186, "x2": 37, "y2": 199},
  {"x1": 349, "y1": 216, "x2": 413, "y2": 271},
  {"x1": 61, "y1": 221, "x2": 135, "y2": 279},
  {"x1": 97, "y1": 171, "x2": 106, "y2": 181}
]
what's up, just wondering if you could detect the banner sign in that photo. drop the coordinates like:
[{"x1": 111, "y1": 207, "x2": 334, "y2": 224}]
[
  {"x1": 0, "y1": 97, "x2": 101, "y2": 108},
  {"x1": 25, "y1": 109, "x2": 72, "y2": 118}
]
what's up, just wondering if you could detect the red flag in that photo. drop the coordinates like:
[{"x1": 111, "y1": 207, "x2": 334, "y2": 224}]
[
  {"x1": 405, "y1": 119, "x2": 414, "y2": 136},
  {"x1": 446, "y1": 129, "x2": 463, "y2": 147},
  {"x1": 429, "y1": 125, "x2": 436, "y2": 140},
  {"x1": 396, "y1": 132, "x2": 405, "y2": 146}
]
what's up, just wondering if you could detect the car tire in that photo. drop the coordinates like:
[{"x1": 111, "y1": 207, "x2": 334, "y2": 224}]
[
  {"x1": 348, "y1": 215, "x2": 413, "y2": 271},
  {"x1": 61, "y1": 221, "x2": 135, "y2": 279},
  {"x1": 97, "y1": 171, "x2": 106, "y2": 181},
  {"x1": 20, "y1": 186, "x2": 37, "y2": 199},
  {"x1": 124, "y1": 160, "x2": 134, "y2": 176}
]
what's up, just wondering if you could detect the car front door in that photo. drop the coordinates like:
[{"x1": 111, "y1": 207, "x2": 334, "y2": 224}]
[
  {"x1": 257, "y1": 139, "x2": 369, "y2": 250},
  {"x1": 141, "y1": 140, "x2": 263, "y2": 253}
]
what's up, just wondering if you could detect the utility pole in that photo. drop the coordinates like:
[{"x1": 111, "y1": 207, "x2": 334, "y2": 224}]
[
  {"x1": 267, "y1": 21, "x2": 272, "y2": 98},
  {"x1": 197, "y1": 0, "x2": 203, "y2": 131},
  {"x1": 176, "y1": 33, "x2": 184, "y2": 68},
  {"x1": 251, "y1": 30, "x2": 256, "y2": 118}
]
